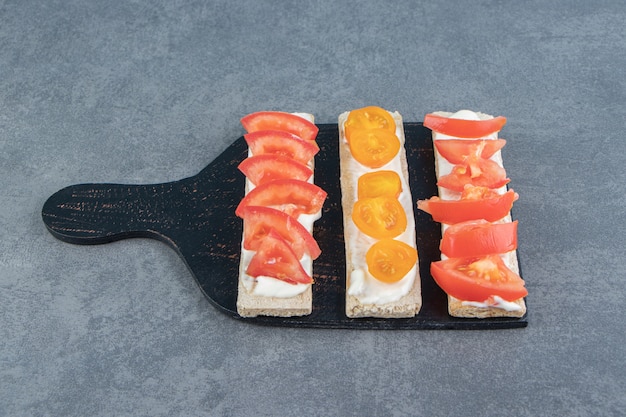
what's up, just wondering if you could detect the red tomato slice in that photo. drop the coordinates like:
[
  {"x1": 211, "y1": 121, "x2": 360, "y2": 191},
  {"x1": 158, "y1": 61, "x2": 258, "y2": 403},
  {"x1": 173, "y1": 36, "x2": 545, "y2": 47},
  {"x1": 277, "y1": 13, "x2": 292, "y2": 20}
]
[
  {"x1": 238, "y1": 155, "x2": 313, "y2": 186},
  {"x1": 424, "y1": 113, "x2": 507, "y2": 138},
  {"x1": 244, "y1": 130, "x2": 319, "y2": 165},
  {"x1": 437, "y1": 157, "x2": 510, "y2": 191},
  {"x1": 417, "y1": 187, "x2": 518, "y2": 224},
  {"x1": 440, "y1": 220, "x2": 518, "y2": 258},
  {"x1": 235, "y1": 179, "x2": 327, "y2": 218},
  {"x1": 240, "y1": 206, "x2": 321, "y2": 260},
  {"x1": 246, "y1": 229, "x2": 313, "y2": 284},
  {"x1": 241, "y1": 112, "x2": 319, "y2": 142},
  {"x1": 434, "y1": 139, "x2": 507, "y2": 164},
  {"x1": 430, "y1": 254, "x2": 527, "y2": 302}
]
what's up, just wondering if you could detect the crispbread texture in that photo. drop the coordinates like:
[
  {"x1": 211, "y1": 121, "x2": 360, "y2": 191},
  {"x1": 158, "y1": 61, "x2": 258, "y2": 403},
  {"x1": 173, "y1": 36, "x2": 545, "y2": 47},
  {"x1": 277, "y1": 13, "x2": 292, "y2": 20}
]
[
  {"x1": 236, "y1": 271, "x2": 312, "y2": 317},
  {"x1": 447, "y1": 296, "x2": 526, "y2": 318},
  {"x1": 346, "y1": 290, "x2": 422, "y2": 319},
  {"x1": 339, "y1": 110, "x2": 422, "y2": 319}
]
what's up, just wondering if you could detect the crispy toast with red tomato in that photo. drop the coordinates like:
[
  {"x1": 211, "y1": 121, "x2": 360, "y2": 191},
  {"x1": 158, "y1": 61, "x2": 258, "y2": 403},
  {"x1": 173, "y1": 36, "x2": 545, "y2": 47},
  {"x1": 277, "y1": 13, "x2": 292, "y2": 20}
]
[
  {"x1": 235, "y1": 112, "x2": 325, "y2": 317},
  {"x1": 338, "y1": 107, "x2": 422, "y2": 318},
  {"x1": 420, "y1": 110, "x2": 527, "y2": 318}
]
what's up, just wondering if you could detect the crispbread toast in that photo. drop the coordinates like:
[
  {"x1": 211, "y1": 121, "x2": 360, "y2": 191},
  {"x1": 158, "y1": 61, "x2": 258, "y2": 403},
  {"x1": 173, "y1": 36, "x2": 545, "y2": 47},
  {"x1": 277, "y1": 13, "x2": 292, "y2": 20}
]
[{"x1": 338, "y1": 110, "x2": 422, "y2": 318}]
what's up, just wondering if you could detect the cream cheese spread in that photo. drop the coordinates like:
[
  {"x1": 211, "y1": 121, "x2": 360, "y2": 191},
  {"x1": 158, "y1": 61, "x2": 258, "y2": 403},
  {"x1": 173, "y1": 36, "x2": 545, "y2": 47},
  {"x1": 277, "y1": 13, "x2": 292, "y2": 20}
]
[{"x1": 461, "y1": 296, "x2": 523, "y2": 312}]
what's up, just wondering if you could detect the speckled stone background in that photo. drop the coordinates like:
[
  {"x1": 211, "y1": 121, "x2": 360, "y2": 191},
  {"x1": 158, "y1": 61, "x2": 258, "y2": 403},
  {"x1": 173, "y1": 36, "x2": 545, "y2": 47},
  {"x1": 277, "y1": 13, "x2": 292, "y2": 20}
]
[{"x1": 1, "y1": 1, "x2": 625, "y2": 416}]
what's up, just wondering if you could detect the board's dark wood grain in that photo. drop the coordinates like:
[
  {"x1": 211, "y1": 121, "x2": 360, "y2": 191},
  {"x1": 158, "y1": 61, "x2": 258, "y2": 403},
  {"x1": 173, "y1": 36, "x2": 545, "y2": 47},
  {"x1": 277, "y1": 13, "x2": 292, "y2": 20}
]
[{"x1": 41, "y1": 123, "x2": 528, "y2": 329}]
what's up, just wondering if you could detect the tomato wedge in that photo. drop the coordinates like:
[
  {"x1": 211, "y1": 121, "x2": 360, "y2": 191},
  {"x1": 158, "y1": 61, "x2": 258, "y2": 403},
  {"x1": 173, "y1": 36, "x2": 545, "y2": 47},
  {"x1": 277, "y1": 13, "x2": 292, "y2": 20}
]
[
  {"x1": 440, "y1": 220, "x2": 518, "y2": 258},
  {"x1": 366, "y1": 239, "x2": 417, "y2": 283},
  {"x1": 244, "y1": 130, "x2": 319, "y2": 165},
  {"x1": 235, "y1": 179, "x2": 327, "y2": 218},
  {"x1": 246, "y1": 229, "x2": 313, "y2": 284},
  {"x1": 358, "y1": 170, "x2": 402, "y2": 199},
  {"x1": 417, "y1": 187, "x2": 518, "y2": 224},
  {"x1": 437, "y1": 157, "x2": 510, "y2": 191},
  {"x1": 238, "y1": 155, "x2": 313, "y2": 186},
  {"x1": 348, "y1": 129, "x2": 400, "y2": 168},
  {"x1": 241, "y1": 112, "x2": 319, "y2": 142},
  {"x1": 430, "y1": 255, "x2": 527, "y2": 302},
  {"x1": 424, "y1": 113, "x2": 507, "y2": 138},
  {"x1": 434, "y1": 139, "x2": 507, "y2": 164},
  {"x1": 344, "y1": 106, "x2": 396, "y2": 141},
  {"x1": 352, "y1": 196, "x2": 407, "y2": 239},
  {"x1": 240, "y1": 206, "x2": 321, "y2": 260}
]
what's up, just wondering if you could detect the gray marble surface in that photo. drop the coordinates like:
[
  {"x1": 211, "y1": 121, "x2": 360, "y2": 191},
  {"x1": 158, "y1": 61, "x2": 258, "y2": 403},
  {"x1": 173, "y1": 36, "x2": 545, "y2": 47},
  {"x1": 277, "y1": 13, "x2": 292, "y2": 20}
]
[{"x1": 2, "y1": 0, "x2": 625, "y2": 416}]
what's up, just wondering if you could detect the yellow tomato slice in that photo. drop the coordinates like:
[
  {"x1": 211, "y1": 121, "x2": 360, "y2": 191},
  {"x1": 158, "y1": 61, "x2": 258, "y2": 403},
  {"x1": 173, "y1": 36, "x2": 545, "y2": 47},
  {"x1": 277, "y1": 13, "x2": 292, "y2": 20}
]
[
  {"x1": 352, "y1": 196, "x2": 407, "y2": 239},
  {"x1": 357, "y1": 170, "x2": 402, "y2": 199},
  {"x1": 344, "y1": 106, "x2": 396, "y2": 142},
  {"x1": 366, "y1": 239, "x2": 418, "y2": 283},
  {"x1": 348, "y1": 129, "x2": 400, "y2": 168}
]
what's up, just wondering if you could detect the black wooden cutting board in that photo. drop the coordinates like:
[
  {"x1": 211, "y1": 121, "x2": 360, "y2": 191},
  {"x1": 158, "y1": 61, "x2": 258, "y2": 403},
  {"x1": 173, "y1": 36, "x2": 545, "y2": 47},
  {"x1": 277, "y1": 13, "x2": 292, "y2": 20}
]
[{"x1": 41, "y1": 123, "x2": 527, "y2": 330}]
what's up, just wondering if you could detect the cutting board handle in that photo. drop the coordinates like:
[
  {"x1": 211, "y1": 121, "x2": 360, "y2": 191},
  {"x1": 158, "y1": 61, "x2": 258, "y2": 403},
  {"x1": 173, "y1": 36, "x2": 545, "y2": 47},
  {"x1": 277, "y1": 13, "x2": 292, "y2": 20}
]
[{"x1": 41, "y1": 182, "x2": 178, "y2": 245}]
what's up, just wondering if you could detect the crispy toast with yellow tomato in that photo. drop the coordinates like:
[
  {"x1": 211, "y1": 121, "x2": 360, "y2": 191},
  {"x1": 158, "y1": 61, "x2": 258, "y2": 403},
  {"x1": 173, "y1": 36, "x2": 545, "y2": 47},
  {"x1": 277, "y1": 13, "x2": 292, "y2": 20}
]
[{"x1": 338, "y1": 107, "x2": 421, "y2": 318}]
